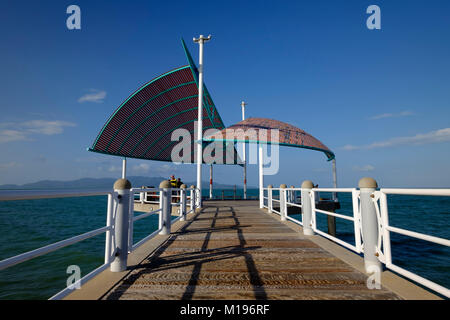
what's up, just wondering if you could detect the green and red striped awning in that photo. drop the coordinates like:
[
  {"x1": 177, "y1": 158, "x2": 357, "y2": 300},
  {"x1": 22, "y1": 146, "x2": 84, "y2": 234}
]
[{"x1": 88, "y1": 39, "x2": 240, "y2": 165}]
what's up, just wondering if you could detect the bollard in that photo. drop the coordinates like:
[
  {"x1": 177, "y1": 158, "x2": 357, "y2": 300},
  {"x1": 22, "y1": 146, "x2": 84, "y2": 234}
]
[
  {"x1": 268, "y1": 185, "x2": 273, "y2": 213},
  {"x1": 280, "y1": 184, "x2": 287, "y2": 221},
  {"x1": 301, "y1": 180, "x2": 315, "y2": 235},
  {"x1": 190, "y1": 185, "x2": 195, "y2": 212},
  {"x1": 359, "y1": 177, "x2": 382, "y2": 273},
  {"x1": 180, "y1": 184, "x2": 187, "y2": 221},
  {"x1": 159, "y1": 180, "x2": 172, "y2": 235},
  {"x1": 111, "y1": 178, "x2": 132, "y2": 272}
]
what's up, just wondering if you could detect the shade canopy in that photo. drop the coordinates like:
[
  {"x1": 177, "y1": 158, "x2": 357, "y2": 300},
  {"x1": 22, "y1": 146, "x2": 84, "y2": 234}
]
[
  {"x1": 203, "y1": 117, "x2": 335, "y2": 161},
  {"x1": 88, "y1": 39, "x2": 241, "y2": 165}
]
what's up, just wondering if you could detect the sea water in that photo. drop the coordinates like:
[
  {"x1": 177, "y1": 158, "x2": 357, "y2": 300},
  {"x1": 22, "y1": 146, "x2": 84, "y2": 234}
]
[{"x1": 0, "y1": 189, "x2": 448, "y2": 299}]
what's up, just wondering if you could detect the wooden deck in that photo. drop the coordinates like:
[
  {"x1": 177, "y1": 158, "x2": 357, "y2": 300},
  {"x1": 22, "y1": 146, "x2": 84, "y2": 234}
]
[{"x1": 102, "y1": 200, "x2": 402, "y2": 300}]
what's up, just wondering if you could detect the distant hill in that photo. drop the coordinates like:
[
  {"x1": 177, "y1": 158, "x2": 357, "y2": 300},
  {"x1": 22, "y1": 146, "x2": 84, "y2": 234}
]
[{"x1": 0, "y1": 176, "x2": 250, "y2": 190}]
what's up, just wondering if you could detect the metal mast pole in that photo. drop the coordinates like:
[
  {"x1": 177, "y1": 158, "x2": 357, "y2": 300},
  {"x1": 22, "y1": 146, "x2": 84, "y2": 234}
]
[
  {"x1": 193, "y1": 34, "x2": 211, "y2": 208},
  {"x1": 241, "y1": 101, "x2": 247, "y2": 199}
]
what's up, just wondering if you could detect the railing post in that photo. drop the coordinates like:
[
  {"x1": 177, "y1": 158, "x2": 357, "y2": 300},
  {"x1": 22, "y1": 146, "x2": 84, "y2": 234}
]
[
  {"x1": 301, "y1": 180, "x2": 314, "y2": 235},
  {"x1": 111, "y1": 178, "x2": 131, "y2": 272},
  {"x1": 290, "y1": 185, "x2": 295, "y2": 203},
  {"x1": 140, "y1": 186, "x2": 145, "y2": 204},
  {"x1": 104, "y1": 193, "x2": 114, "y2": 264},
  {"x1": 180, "y1": 184, "x2": 187, "y2": 221},
  {"x1": 128, "y1": 188, "x2": 134, "y2": 252},
  {"x1": 190, "y1": 185, "x2": 195, "y2": 211},
  {"x1": 280, "y1": 184, "x2": 287, "y2": 221},
  {"x1": 268, "y1": 185, "x2": 273, "y2": 213},
  {"x1": 159, "y1": 180, "x2": 172, "y2": 235},
  {"x1": 359, "y1": 177, "x2": 382, "y2": 273}
]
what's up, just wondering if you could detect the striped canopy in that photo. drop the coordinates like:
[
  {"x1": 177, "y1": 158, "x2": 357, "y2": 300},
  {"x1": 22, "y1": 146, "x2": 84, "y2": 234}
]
[
  {"x1": 203, "y1": 118, "x2": 335, "y2": 161},
  {"x1": 88, "y1": 39, "x2": 240, "y2": 165}
]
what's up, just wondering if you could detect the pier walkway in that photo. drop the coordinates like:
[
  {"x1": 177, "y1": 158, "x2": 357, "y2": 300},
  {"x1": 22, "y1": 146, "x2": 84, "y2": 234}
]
[{"x1": 66, "y1": 200, "x2": 438, "y2": 300}]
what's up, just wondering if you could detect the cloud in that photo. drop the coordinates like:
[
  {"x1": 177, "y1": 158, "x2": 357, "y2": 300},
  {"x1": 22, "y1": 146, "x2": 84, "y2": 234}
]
[
  {"x1": 0, "y1": 162, "x2": 21, "y2": 169},
  {"x1": 0, "y1": 129, "x2": 28, "y2": 143},
  {"x1": 0, "y1": 120, "x2": 76, "y2": 143},
  {"x1": 131, "y1": 163, "x2": 150, "y2": 174},
  {"x1": 369, "y1": 111, "x2": 414, "y2": 120},
  {"x1": 107, "y1": 165, "x2": 122, "y2": 173},
  {"x1": 353, "y1": 165, "x2": 375, "y2": 172},
  {"x1": 21, "y1": 120, "x2": 76, "y2": 135},
  {"x1": 34, "y1": 155, "x2": 47, "y2": 163},
  {"x1": 156, "y1": 164, "x2": 177, "y2": 175},
  {"x1": 342, "y1": 128, "x2": 450, "y2": 150},
  {"x1": 78, "y1": 89, "x2": 106, "y2": 103}
]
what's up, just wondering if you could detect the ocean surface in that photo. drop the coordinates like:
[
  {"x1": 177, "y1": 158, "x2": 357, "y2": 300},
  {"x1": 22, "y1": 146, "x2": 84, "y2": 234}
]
[{"x1": 0, "y1": 188, "x2": 448, "y2": 299}]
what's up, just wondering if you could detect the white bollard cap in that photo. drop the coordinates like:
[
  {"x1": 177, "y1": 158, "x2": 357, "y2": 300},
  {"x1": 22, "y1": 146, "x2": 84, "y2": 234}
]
[
  {"x1": 358, "y1": 177, "x2": 378, "y2": 189},
  {"x1": 114, "y1": 178, "x2": 131, "y2": 190},
  {"x1": 160, "y1": 180, "x2": 171, "y2": 189},
  {"x1": 301, "y1": 180, "x2": 314, "y2": 189}
]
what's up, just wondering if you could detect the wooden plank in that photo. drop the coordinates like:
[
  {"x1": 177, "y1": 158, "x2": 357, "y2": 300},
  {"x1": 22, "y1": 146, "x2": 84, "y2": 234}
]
[{"x1": 103, "y1": 200, "x2": 401, "y2": 300}]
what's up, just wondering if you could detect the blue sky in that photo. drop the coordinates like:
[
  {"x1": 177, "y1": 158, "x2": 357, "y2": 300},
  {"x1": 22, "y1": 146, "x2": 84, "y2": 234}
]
[{"x1": 0, "y1": 0, "x2": 449, "y2": 188}]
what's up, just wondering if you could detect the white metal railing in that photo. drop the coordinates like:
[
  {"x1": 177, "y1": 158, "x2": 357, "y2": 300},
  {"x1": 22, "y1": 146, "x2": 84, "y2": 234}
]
[
  {"x1": 374, "y1": 188, "x2": 450, "y2": 297},
  {"x1": 262, "y1": 185, "x2": 450, "y2": 298},
  {"x1": 0, "y1": 185, "x2": 200, "y2": 300},
  {"x1": 0, "y1": 190, "x2": 117, "y2": 300}
]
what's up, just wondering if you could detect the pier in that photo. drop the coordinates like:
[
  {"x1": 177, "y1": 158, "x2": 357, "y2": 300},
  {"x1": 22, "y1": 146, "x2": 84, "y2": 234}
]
[{"x1": 63, "y1": 199, "x2": 438, "y2": 300}]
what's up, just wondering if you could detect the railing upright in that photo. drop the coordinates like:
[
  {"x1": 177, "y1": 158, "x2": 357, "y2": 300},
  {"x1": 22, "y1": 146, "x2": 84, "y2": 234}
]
[
  {"x1": 268, "y1": 185, "x2": 273, "y2": 213},
  {"x1": 358, "y1": 177, "x2": 382, "y2": 273},
  {"x1": 301, "y1": 180, "x2": 314, "y2": 236},
  {"x1": 128, "y1": 188, "x2": 134, "y2": 252},
  {"x1": 159, "y1": 180, "x2": 172, "y2": 235},
  {"x1": 180, "y1": 184, "x2": 187, "y2": 221},
  {"x1": 190, "y1": 185, "x2": 195, "y2": 212},
  {"x1": 104, "y1": 193, "x2": 114, "y2": 264},
  {"x1": 110, "y1": 178, "x2": 131, "y2": 272},
  {"x1": 280, "y1": 184, "x2": 287, "y2": 221}
]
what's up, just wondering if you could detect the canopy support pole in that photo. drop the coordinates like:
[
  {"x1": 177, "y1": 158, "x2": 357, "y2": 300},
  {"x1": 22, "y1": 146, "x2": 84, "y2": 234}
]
[
  {"x1": 241, "y1": 101, "x2": 247, "y2": 199},
  {"x1": 259, "y1": 145, "x2": 264, "y2": 208},
  {"x1": 332, "y1": 158, "x2": 338, "y2": 201},
  {"x1": 122, "y1": 158, "x2": 127, "y2": 179}
]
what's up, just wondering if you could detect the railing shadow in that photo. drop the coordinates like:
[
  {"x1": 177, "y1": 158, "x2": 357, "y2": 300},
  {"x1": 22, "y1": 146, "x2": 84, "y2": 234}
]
[{"x1": 103, "y1": 203, "x2": 268, "y2": 300}]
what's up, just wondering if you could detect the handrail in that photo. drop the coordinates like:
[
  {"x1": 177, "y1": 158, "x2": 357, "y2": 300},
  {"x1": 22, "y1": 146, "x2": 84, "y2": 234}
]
[
  {"x1": 0, "y1": 225, "x2": 110, "y2": 271},
  {"x1": 263, "y1": 185, "x2": 450, "y2": 298},
  {"x1": 133, "y1": 208, "x2": 162, "y2": 222},
  {"x1": 0, "y1": 190, "x2": 112, "y2": 201},
  {"x1": 0, "y1": 185, "x2": 201, "y2": 300}
]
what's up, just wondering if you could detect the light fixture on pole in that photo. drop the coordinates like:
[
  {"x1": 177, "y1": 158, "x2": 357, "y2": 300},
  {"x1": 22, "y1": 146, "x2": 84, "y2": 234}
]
[{"x1": 193, "y1": 34, "x2": 211, "y2": 208}]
